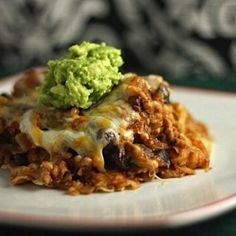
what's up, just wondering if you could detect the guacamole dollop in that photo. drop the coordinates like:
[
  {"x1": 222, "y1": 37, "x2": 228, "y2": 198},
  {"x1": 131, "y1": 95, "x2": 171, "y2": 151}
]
[{"x1": 38, "y1": 42, "x2": 124, "y2": 109}]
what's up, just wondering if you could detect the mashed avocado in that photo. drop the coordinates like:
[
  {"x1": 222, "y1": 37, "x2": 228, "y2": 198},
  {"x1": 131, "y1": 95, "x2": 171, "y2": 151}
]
[{"x1": 38, "y1": 42, "x2": 124, "y2": 109}]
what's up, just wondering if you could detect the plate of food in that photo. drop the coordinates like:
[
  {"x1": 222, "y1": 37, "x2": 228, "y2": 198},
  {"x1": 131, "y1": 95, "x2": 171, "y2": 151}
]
[{"x1": 0, "y1": 42, "x2": 236, "y2": 231}]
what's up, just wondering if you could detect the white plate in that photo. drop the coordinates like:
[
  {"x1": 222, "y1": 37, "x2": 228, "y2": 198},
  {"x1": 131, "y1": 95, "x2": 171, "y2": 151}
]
[{"x1": 0, "y1": 74, "x2": 236, "y2": 231}]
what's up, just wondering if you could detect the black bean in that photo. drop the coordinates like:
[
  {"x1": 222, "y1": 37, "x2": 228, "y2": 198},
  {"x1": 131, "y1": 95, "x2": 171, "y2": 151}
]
[
  {"x1": 156, "y1": 149, "x2": 171, "y2": 168},
  {"x1": 11, "y1": 154, "x2": 29, "y2": 166},
  {"x1": 96, "y1": 129, "x2": 103, "y2": 140},
  {"x1": 140, "y1": 144, "x2": 155, "y2": 158},
  {"x1": 133, "y1": 133, "x2": 143, "y2": 144},
  {"x1": 66, "y1": 148, "x2": 78, "y2": 157},
  {"x1": 103, "y1": 143, "x2": 130, "y2": 171},
  {"x1": 104, "y1": 131, "x2": 117, "y2": 143},
  {"x1": 128, "y1": 96, "x2": 144, "y2": 112},
  {"x1": 0, "y1": 93, "x2": 10, "y2": 98},
  {"x1": 97, "y1": 129, "x2": 117, "y2": 144},
  {"x1": 0, "y1": 118, "x2": 5, "y2": 134},
  {"x1": 156, "y1": 84, "x2": 170, "y2": 104}
]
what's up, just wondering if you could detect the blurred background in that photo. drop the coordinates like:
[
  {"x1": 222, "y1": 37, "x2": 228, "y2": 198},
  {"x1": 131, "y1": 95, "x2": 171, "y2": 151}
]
[{"x1": 0, "y1": 0, "x2": 236, "y2": 91}]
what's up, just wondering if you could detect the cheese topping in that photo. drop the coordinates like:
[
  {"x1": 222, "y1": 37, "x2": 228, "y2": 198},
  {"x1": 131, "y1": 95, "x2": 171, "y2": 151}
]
[{"x1": 19, "y1": 77, "x2": 140, "y2": 171}]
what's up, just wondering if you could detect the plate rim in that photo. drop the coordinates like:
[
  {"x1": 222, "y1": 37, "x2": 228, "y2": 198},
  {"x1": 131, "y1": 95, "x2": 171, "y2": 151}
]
[{"x1": 0, "y1": 194, "x2": 235, "y2": 231}]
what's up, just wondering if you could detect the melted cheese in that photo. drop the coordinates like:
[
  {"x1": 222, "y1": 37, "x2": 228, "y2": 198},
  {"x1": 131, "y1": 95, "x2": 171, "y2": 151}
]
[{"x1": 19, "y1": 77, "x2": 140, "y2": 171}]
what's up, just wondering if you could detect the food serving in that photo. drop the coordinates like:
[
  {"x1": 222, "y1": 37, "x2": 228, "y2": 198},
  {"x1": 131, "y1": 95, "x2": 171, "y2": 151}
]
[{"x1": 0, "y1": 42, "x2": 212, "y2": 195}]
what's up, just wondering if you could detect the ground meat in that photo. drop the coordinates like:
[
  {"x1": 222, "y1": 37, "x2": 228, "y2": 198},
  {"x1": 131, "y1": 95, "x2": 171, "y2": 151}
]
[
  {"x1": 12, "y1": 68, "x2": 45, "y2": 98},
  {"x1": 0, "y1": 72, "x2": 212, "y2": 195}
]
